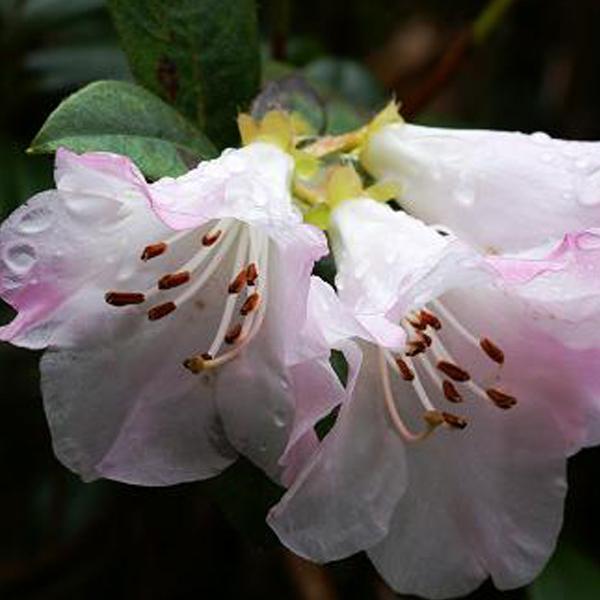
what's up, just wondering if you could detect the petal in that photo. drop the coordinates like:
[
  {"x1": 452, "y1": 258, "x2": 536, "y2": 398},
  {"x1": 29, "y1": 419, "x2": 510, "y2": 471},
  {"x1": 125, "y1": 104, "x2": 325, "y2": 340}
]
[
  {"x1": 215, "y1": 230, "x2": 330, "y2": 480},
  {"x1": 1, "y1": 149, "x2": 168, "y2": 348},
  {"x1": 330, "y1": 199, "x2": 491, "y2": 325},
  {"x1": 1, "y1": 150, "x2": 239, "y2": 484},
  {"x1": 363, "y1": 124, "x2": 600, "y2": 253},
  {"x1": 149, "y1": 142, "x2": 302, "y2": 233},
  {"x1": 359, "y1": 283, "x2": 578, "y2": 597},
  {"x1": 268, "y1": 343, "x2": 408, "y2": 561}
]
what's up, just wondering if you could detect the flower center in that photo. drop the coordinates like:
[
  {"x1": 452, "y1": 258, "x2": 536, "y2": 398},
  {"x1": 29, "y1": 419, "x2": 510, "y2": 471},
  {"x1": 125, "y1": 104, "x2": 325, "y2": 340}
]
[
  {"x1": 379, "y1": 301, "x2": 517, "y2": 443},
  {"x1": 104, "y1": 218, "x2": 269, "y2": 372}
]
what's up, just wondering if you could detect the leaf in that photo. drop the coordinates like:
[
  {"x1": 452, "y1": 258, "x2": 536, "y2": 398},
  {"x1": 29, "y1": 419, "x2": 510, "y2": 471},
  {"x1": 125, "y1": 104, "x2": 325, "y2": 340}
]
[
  {"x1": 529, "y1": 544, "x2": 600, "y2": 600},
  {"x1": 29, "y1": 80, "x2": 217, "y2": 180},
  {"x1": 107, "y1": 0, "x2": 261, "y2": 148}
]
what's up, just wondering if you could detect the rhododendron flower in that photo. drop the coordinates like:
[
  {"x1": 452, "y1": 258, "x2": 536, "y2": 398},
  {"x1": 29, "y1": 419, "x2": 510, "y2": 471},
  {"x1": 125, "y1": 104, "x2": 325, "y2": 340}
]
[
  {"x1": 0, "y1": 142, "x2": 339, "y2": 485},
  {"x1": 269, "y1": 190, "x2": 600, "y2": 597}
]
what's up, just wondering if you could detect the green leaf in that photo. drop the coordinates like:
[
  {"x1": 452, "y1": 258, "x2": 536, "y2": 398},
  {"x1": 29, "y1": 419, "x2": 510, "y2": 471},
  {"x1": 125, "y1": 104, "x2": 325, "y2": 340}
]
[
  {"x1": 107, "y1": 0, "x2": 261, "y2": 148},
  {"x1": 529, "y1": 544, "x2": 600, "y2": 600},
  {"x1": 29, "y1": 80, "x2": 217, "y2": 180}
]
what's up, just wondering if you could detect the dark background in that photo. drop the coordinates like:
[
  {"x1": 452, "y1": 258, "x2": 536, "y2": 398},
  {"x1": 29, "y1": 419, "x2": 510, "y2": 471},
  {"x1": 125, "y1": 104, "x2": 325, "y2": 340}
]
[{"x1": 1, "y1": 0, "x2": 599, "y2": 598}]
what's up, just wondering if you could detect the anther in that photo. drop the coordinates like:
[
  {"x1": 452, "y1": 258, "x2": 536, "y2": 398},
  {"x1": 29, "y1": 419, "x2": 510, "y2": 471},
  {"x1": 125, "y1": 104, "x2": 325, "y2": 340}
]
[
  {"x1": 408, "y1": 316, "x2": 427, "y2": 331},
  {"x1": 437, "y1": 360, "x2": 470, "y2": 382},
  {"x1": 486, "y1": 388, "x2": 517, "y2": 410},
  {"x1": 141, "y1": 242, "x2": 167, "y2": 261},
  {"x1": 147, "y1": 301, "x2": 176, "y2": 321},
  {"x1": 420, "y1": 310, "x2": 442, "y2": 330},
  {"x1": 442, "y1": 411, "x2": 468, "y2": 429},
  {"x1": 240, "y1": 292, "x2": 260, "y2": 316},
  {"x1": 405, "y1": 340, "x2": 427, "y2": 357},
  {"x1": 246, "y1": 263, "x2": 258, "y2": 286},
  {"x1": 480, "y1": 338, "x2": 505, "y2": 365},
  {"x1": 423, "y1": 410, "x2": 445, "y2": 428},
  {"x1": 105, "y1": 291, "x2": 146, "y2": 306},
  {"x1": 417, "y1": 332, "x2": 432, "y2": 347},
  {"x1": 225, "y1": 323, "x2": 243, "y2": 345},
  {"x1": 395, "y1": 357, "x2": 415, "y2": 381},
  {"x1": 158, "y1": 271, "x2": 191, "y2": 290},
  {"x1": 443, "y1": 380, "x2": 463, "y2": 403},
  {"x1": 228, "y1": 268, "x2": 247, "y2": 294},
  {"x1": 202, "y1": 229, "x2": 222, "y2": 247}
]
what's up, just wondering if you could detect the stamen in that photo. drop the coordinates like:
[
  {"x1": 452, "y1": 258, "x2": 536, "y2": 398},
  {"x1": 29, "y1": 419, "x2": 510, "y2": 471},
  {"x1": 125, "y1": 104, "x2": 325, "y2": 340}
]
[
  {"x1": 395, "y1": 357, "x2": 415, "y2": 381},
  {"x1": 183, "y1": 352, "x2": 213, "y2": 373},
  {"x1": 141, "y1": 242, "x2": 167, "y2": 261},
  {"x1": 148, "y1": 301, "x2": 176, "y2": 321},
  {"x1": 379, "y1": 349, "x2": 442, "y2": 443},
  {"x1": 202, "y1": 229, "x2": 222, "y2": 247},
  {"x1": 240, "y1": 292, "x2": 260, "y2": 316},
  {"x1": 246, "y1": 263, "x2": 258, "y2": 286},
  {"x1": 406, "y1": 340, "x2": 427, "y2": 357},
  {"x1": 480, "y1": 338, "x2": 505, "y2": 365},
  {"x1": 225, "y1": 323, "x2": 243, "y2": 344},
  {"x1": 443, "y1": 380, "x2": 463, "y2": 403},
  {"x1": 420, "y1": 309, "x2": 442, "y2": 330},
  {"x1": 158, "y1": 271, "x2": 190, "y2": 290},
  {"x1": 442, "y1": 411, "x2": 468, "y2": 429},
  {"x1": 437, "y1": 360, "x2": 470, "y2": 382},
  {"x1": 228, "y1": 268, "x2": 247, "y2": 294},
  {"x1": 105, "y1": 291, "x2": 145, "y2": 306},
  {"x1": 418, "y1": 331, "x2": 432, "y2": 347},
  {"x1": 408, "y1": 315, "x2": 427, "y2": 331},
  {"x1": 486, "y1": 388, "x2": 518, "y2": 409}
]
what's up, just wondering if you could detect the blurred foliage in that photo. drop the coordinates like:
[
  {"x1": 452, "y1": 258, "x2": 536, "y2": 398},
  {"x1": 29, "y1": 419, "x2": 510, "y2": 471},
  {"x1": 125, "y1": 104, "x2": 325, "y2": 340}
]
[{"x1": 1, "y1": 0, "x2": 600, "y2": 598}]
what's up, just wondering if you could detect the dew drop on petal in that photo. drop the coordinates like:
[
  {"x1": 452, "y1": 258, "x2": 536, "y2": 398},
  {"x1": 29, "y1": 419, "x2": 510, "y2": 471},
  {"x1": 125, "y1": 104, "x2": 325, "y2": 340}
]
[
  {"x1": 3, "y1": 243, "x2": 36, "y2": 274},
  {"x1": 17, "y1": 206, "x2": 55, "y2": 234}
]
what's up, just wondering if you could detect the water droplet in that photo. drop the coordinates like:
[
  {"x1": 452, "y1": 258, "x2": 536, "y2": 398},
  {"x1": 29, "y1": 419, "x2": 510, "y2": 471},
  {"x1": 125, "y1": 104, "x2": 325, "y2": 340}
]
[
  {"x1": 3, "y1": 243, "x2": 36, "y2": 274},
  {"x1": 531, "y1": 131, "x2": 550, "y2": 143},
  {"x1": 575, "y1": 158, "x2": 589, "y2": 171},
  {"x1": 17, "y1": 206, "x2": 54, "y2": 234},
  {"x1": 64, "y1": 194, "x2": 118, "y2": 223},
  {"x1": 540, "y1": 152, "x2": 553, "y2": 164}
]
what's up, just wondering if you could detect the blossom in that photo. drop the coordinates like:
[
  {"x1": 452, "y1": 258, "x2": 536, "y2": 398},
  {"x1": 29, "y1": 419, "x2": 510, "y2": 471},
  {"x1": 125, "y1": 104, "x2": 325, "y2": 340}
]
[
  {"x1": 269, "y1": 138, "x2": 600, "y2": 598},
  {"x1": 0, "y1": 142, "x2": 338, "y2": 485}
]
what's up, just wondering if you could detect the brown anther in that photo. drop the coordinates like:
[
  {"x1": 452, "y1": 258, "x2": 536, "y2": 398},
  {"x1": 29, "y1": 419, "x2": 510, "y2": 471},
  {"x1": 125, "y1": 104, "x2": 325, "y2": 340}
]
[
  {"x1": 183, "y1": 352, "x2": 213, "y2": 374},
  {"x1": 246, "y1": 263, "x2": 259, "y2": 286},
  {"x1": 395, "y1": 357, "x2": 415, "y2": 381},
  {"x1": 147, "y1": 301, "x2": 176, "y2": 321},
  {"x1": 437, "y1": 360, "x2": 470, "y2": 382},
  {"x1": 225, "y1": 323, "x2": 243, "y2": 344},
  {"x1": 158, "y1": 271, "x2": 191, "y2": 290},
  {"x1": 486, "y1": 388, "x2": 518, "y2": 410},
  {"x1": 228, "y1": 269, "x2": 247, "y2": 294},
  {"x1": 480, "y1": 338, "x2": 505, "y2": 365},
  {"x1": 443, "y1": 380, "x2": 463, "y2": 403},
  {"x1": 141, "y1": 242, "x2": 167, "y2": 261},
  {"x1": 405, "y1": 340, "x2": 427, "y2": 357},
  {"x1": 420, "y1": 310, "x2": 442, "y2": 330},
  {"x1": 202, "y1": 229, "x2": 222, "y2": 246},
  {"x1": 423, "y1": 410, "x2": 445, "y2": 428},
  {"x1": 417, "y1": 332, "x2": 432, "y2": 347},
  {"x1": 105, "y1": 291, "x2": 145, "y2": 306},
  {"x1": 407, "y1": 316, "x2": 427, "y2": 331},
  {"x1": 240, "y1": 292, "x2": 260, "y2": 316},
  {"x1": 442, "y1": 411, "x2": 468, "y2": 429}
]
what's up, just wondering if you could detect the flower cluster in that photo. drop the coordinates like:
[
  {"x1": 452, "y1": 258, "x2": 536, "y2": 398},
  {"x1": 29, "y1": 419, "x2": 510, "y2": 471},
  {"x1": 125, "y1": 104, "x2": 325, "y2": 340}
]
[{"x1": 2, "y1": 104, "x2": 600, "y2": 598}]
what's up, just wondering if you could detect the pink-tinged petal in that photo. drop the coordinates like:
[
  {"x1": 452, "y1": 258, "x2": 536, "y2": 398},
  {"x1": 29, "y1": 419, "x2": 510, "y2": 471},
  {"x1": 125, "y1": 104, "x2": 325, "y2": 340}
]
[
  {"x1": 149, "y1": 142, "x2": 302, "y2": 233},
  {"x1": 344, "y1": 284, "x2": 579, "y2": 597},
  {"x1": 268, "y1": 343, "x2": 408, "y2": 561},
  {"x1": 0, "y1": 151, "x2": 168, "y2": 348},
  {"x1": 1, "y1": 150, "x2": 245, "y2": 484},
  {"x1": 363, "y1": 124, "x2": 600, "y2": 253},
  {"x1": 330, "y1": 199, "x2": 492, "y2": 327}
]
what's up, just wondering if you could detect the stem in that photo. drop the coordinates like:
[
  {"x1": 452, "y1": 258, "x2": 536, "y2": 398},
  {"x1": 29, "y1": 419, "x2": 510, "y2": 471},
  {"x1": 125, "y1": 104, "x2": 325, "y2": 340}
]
[
  {"x1": 401, "y1": 0, "x2": 518, "y2": 118},
  {"x1": 270, "y1": 0, "x2": 291, "y2": 61}
]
